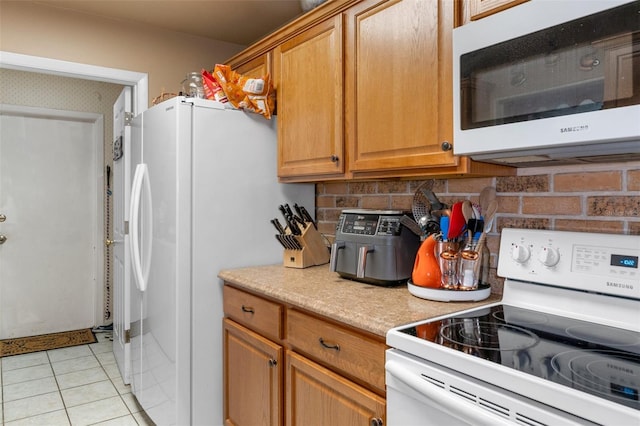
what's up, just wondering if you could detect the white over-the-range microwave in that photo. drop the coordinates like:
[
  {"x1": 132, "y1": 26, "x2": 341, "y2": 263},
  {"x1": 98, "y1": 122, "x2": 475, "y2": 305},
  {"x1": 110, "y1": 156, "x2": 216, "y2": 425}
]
[{"x1": 453, "y1": 0, "x2": 640, "y2": 167}]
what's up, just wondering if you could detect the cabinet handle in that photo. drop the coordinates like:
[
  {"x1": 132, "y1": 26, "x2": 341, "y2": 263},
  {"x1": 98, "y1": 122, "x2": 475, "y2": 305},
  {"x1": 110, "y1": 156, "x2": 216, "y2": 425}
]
[
  {"x1": 241, "y1": 305, "x2": 255, "y2": 314},
  {"x1": 330, "y1": 155, "x2": 339, "y2": 163},
  {"x1": 370, "y1": 418, "x2": 383, "y2": 426},
  {"x1": 441, "y1": 141, "x2": 452, "y2": 151},
  {"x1": 268, "y1": 358, "x2": 278, "y2": 367},
  {"x1": 318, "y1": 337, "x2": 340, "y2": 351}
]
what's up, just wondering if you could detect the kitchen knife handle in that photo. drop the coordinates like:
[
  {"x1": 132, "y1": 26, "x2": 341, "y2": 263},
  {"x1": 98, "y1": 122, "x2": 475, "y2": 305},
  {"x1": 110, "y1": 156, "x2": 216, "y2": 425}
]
[
  {"x1": 283, "y1": 203, "x2": 294, "y2": 218},
  {"x1": 271, "y1": 218, "x2": 285, "y2": 235},
  {"x1": 275, "y1": 235, "x2": 288, "y2": 249},
  {"x1": 300, "y1": 206, "x2": 317, "y2": 229},
  {"x1": 287, "y1": 218, "x2": 302, "y2": 235}
]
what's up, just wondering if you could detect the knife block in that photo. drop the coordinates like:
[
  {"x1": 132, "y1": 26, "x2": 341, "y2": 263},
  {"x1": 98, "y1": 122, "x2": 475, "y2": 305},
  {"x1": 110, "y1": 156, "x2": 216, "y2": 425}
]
[{"x1": 283, "y1": 224, "x2": 330, "y2": 269}]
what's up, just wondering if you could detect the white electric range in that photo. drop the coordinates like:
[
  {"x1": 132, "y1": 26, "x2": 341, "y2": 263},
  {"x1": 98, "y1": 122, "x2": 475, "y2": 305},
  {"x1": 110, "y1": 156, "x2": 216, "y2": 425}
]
[{"x1": 386, "y1": 228, "x2": 640, "y2": 425}]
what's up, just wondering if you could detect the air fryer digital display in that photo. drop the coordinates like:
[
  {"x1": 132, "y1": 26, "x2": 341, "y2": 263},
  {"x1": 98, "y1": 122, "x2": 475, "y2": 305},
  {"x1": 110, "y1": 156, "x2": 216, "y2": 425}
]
[
  {"x1": 340, "y1": 213, "x2": 402, "y2": 236},
  {"x1": 341, "y1": 214, "x2": 380, "y2": 235}
]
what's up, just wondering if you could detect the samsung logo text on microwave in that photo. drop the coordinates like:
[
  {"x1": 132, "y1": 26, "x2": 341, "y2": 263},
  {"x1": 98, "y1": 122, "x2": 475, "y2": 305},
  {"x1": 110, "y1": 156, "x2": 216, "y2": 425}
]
[{"x1": 560, "y1": 125, "x2": 589, "y2": 134}]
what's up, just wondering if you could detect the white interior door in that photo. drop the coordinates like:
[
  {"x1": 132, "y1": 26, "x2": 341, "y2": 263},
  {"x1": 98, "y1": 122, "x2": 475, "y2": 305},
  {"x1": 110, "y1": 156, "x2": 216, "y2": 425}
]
[
  {"x1": 0, "y1": 105, "x2": 103, "y2": 339},
  {"x1": 113, "y1": 87, "x2": 132, "y2": 384}
]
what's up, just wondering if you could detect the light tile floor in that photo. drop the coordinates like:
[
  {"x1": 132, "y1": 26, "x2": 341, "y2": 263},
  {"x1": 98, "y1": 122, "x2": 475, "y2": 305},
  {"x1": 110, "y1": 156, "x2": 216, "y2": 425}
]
[{"x1": 1, "y1": 333, "x2": 154, "y2": 425}]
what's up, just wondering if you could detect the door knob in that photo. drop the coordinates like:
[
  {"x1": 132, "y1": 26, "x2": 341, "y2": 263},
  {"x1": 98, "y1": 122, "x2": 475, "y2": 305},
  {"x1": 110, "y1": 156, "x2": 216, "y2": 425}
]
[
  {"x1": 0, "y1": 235, "x2": 6, "y2": 244},
  {"x1": 105, "y1": 239, "x2": 122, "y2": 247},
  {"x1": 0, "y1": 214, "x2": 5, "y2": 222}
]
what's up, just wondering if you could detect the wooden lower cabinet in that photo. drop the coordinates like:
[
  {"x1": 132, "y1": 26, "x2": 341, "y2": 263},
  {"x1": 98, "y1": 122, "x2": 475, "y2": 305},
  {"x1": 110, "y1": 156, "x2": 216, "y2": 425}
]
[
  {"x1": 223, "y1": 285, "x2": 387, "y2": 426},
  {"x1": 223, "y1": 318, "x2": 283, "y2": 426},
  {"x1": 286, "y1": 351, "x2": 385, "y2": 426}
]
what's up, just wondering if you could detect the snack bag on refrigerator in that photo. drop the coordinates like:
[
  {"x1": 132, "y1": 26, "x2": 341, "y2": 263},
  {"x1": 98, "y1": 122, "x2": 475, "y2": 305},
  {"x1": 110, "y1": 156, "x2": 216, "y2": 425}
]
[
  {"x1": 201, "y1": 69, "x2": 228, "y2": 103},
  {"x1": 211, "y1": 64, "x2": 276, "y2": 119}
]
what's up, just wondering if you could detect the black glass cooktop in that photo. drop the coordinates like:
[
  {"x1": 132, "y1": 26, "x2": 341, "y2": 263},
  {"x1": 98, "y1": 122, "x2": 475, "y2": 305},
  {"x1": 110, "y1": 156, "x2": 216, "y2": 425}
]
[{"x1": 399, "y1": 305, "x2": 640, "y2": 410}]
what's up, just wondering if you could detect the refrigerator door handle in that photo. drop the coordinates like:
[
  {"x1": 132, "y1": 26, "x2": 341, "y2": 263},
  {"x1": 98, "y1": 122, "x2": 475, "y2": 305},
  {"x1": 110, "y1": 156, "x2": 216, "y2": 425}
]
[{"x1": 129, "y1": 163, "x2": 153, "y2": 292}]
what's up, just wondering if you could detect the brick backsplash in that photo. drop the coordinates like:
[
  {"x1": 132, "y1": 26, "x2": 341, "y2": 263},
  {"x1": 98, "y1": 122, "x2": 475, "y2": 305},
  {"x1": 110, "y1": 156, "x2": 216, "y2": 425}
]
[{"x1": 315, "y1": 162, "x2": 640, "y2": 294}]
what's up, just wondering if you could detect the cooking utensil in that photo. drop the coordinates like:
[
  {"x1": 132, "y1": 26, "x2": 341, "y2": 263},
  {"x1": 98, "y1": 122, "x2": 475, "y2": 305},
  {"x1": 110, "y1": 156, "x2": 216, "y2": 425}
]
[
  {"x1": 440, "y1": 216, "x2": 450, "y2": 241},
  {"x1": 478, "y1": 186, "x2": 496, "y2": 216},
  {"x1": 418, "y1": 215, "x2": 440, "y2": 235},
  {"x1": 461, "y1": 200, "x2": 474, "y2": 223},
  {"x1": 411, "y1": 181, "x2": 434, "y2": 223},
  {"x1": 470, "y1": 199, "x2": 498, "y2": 281},
  {"x1": 412, "y1": 181, "x2": 445, "y2": 236},
  {"x1": 447, "y1": 202, "x2": 466, "y2": 240},
  {"x1": 482, "y1": 200, "x2": 498, "y2": 233},
  {"x1": 422, "y1": 187, "x2": 446, "y2": 212},
  {"x1": 400, "y1": 215, "x2": 423, "y2": 236}
]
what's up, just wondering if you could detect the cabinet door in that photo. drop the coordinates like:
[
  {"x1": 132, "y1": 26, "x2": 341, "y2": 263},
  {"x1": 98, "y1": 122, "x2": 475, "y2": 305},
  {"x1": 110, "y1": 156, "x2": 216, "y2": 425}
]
[
  {"x1": 224, "y1": 319, "x2": 282, "y2": 426},
  {"x1": 274, "y1": 15, "x2": 345, "y2": 179},
  {"x1": 286, "y1": 351, "x2": 385, "y2": 426},
  {"x1": 233, "y1": 53, "x2": 271, "y2": 80},
  {"x1": 345, "y1": 0, "x2": 458, "y2": 175},
  {"x1": 467, "y1": 0, "x2": 529, "y2": 22}
]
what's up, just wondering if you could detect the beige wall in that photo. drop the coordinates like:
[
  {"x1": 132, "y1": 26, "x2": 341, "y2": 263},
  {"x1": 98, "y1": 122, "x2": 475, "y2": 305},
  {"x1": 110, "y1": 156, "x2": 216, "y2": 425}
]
[{"x1": 0, "y1": 1, "x2": 245, "y2": 105}]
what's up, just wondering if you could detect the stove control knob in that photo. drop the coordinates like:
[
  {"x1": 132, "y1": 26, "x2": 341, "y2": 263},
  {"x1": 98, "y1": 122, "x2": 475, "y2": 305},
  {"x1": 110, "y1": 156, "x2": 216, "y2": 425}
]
[
  {"x1": 537, "y1": 246, "x2": 560, "y2": 267},
  {"x1": 511, "y1": 244, "x2": 531, "y2": 263}
]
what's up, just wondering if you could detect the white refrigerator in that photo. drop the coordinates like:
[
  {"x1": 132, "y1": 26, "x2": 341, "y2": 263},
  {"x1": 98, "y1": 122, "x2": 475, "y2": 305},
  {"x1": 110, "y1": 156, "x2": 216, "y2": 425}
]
[{"x1": 128, "y1": 97, "x2": 314, "y2": 425}]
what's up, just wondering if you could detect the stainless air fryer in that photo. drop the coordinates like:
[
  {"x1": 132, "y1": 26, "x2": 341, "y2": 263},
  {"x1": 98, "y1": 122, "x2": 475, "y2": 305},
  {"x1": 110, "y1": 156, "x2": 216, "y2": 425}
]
[{"x1": 329, "y1": 209, "x2": 420, "y2": 286}]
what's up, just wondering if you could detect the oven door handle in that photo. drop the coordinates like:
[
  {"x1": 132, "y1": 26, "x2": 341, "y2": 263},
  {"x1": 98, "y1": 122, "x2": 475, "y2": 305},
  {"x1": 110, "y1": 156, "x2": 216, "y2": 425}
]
[{"x1": 386, "y1": 360, "x2": 514, "y2": 426}]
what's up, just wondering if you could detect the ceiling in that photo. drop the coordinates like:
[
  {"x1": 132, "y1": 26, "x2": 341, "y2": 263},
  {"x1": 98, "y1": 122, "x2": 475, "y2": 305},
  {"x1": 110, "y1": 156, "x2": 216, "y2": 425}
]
[{"x1": 31, "y1": 0, "x2": 308, "y2": 46}]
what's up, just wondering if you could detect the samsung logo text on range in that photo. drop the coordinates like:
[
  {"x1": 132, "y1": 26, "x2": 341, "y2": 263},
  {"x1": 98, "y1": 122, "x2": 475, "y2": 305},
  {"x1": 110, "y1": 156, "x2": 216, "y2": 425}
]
[{"x1": 606, "y1": 281, "x2": 634, "y2": 290}]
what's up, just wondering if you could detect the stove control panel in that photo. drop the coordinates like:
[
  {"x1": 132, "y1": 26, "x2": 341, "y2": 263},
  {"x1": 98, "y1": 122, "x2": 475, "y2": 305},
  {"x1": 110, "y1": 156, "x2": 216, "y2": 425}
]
[{"x1": 498, "y1": 228, "x2": 640, "y2": 299}]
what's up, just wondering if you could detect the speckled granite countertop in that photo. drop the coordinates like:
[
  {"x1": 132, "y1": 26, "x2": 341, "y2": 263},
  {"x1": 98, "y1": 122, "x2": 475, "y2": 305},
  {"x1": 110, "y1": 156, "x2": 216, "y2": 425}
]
[{"x1": 219, "y1": 264, "x2": 502, "y2": 339}]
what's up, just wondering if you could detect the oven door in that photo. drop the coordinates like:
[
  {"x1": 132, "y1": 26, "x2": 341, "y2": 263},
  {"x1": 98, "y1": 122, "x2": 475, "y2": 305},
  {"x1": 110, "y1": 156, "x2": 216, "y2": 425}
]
[{"x1": 386, "y1": 349, "x2": 597, "y2": 426}]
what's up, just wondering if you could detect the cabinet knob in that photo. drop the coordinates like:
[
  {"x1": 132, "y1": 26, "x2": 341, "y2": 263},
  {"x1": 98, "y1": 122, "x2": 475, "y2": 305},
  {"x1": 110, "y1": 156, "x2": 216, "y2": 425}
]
[
  {"x1": 330, "y1": 155, "x2": 339, "y2": 163},
  {"x1": 441, "y1": 141, "x2": 452, "y2": 152},
  {"x1": 370, "y1": 418, "x2": 383, "y2": 426},
  {"x1": 268, "y1": 358, "x2": 278, "y2": 367}
]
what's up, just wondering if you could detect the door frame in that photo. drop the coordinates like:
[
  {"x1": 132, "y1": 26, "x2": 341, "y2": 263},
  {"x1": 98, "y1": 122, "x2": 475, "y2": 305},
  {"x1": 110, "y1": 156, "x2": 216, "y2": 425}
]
[
  {"x1": 0, "y1": 104, "x2": 104, "y2": 331},
  {"x1": 0, "y1": 51, "x2": 149, "y2": 329},
  {"x1": 0, "y1": 51, "x2": 148, "y2": 115}
]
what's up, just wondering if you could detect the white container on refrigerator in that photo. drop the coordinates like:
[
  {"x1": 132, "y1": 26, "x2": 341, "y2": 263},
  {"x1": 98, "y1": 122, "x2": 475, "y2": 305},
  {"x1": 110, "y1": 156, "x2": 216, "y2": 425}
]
[{"x1": 128, "y1": 97, "x2": 315, "y2": 425}]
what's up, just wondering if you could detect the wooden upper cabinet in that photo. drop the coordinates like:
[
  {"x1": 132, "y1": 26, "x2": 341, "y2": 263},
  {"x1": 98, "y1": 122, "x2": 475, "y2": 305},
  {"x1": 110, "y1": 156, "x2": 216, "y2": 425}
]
[
  {"x1": 232, "y1": 53, "x2": 272, "y2": 80},
  {"x1": 274, "y1": 15, "x2": 345, "y2": 180},
  {"x1": 465, "y1": 0, "x2": 529, "y2": 23},
  {"x1": 226, "y1": 0, "x2": 515, "y2": 180},
  {"x1": 345, "y1": 0, "x2": 458, "y2": 177}
]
